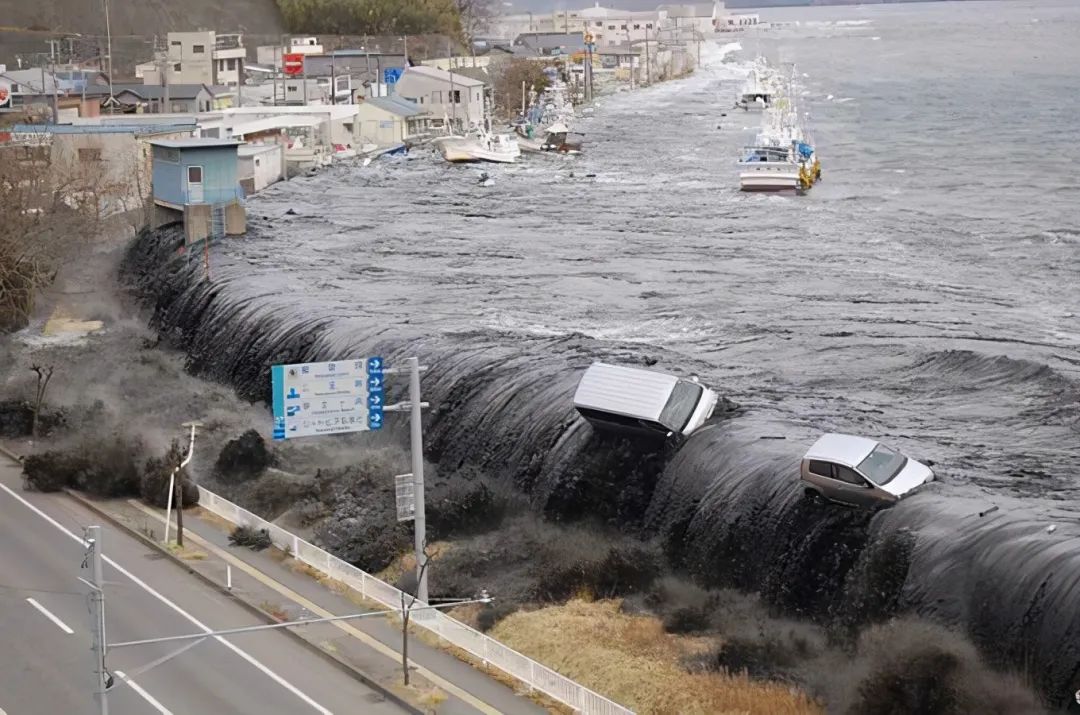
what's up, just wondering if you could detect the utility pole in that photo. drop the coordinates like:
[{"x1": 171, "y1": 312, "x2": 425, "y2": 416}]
[
  {"x1": 84, "y1": 525, "x2": 111, "y2": 715},
  {"x1": 102, "y1": 0, "x2": 115, "y2": 111},
  {"x1": 407, "y1": 357, "x2": 428, "y2": 604},
  {"x1": 402, "y1": 35, "x2": 409, "y2": 66},
  {"x1": 330, "y1": 54, "x2": 336, "y2": 105},
  {"x1": 164, "y1": 422, "x2": 201, "y2": 547},
  {"x1": 448, "y1": 37, "x2": 457, "y2": 133}
]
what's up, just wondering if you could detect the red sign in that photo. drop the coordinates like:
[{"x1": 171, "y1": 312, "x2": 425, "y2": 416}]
[{"x1": 283, "y1": 53, "x2": 305, "y2": 77}]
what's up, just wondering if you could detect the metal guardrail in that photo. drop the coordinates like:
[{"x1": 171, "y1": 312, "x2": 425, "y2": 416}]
[{"x1": 198, "y1": 487, "x2": 635, "y2": 715}]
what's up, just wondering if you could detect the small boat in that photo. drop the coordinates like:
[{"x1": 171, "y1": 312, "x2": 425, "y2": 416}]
[
  {"x1": 735, "y1": 67, "x2": 774, "y2": 111},
  {"x1": 440, "y1": 129, "x2": 521, "y2": 164},
  {"x1": 540, "y1": 123, "x2": 585, "y2": 154}
]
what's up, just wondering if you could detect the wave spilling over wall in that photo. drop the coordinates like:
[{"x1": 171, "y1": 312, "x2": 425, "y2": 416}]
[{"x1": 124, "y1": 226, "x2": 1080, "y2": 707}]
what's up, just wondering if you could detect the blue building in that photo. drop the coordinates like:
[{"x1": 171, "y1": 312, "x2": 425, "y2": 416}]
[{"x1": 150, "y1": 138, "x2": 246, "y2": 242}]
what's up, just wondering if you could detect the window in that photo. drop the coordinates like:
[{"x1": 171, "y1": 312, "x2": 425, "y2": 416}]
[
  {"x1": 77, "y1": 147, "x2": 101, "y2": 162},
  {"x1": 594, "y1": 21, "x2": 602, "y2": 27},
  {"x1": 646, "y1": 23, "x2": 653, "y2": 28},
  {"x1": 620, "y1": 24, "x2": 627, "y2": 30},
  {"x1": 808, "y1": 461, "x2": 833, "y2": 478},
  {"x1": 858, "y1": 445, "x2": 907, "y2": 485},
  {"x1": 451, "y1": 89, "x2": 461, "y2": 104},
  {"x1": 607, "y1": 25, "x2": 615, "y2": 30},
  {"x1": 834, "y1": 466, "x2": 866, "y2": 486},
  {"x1": 227, "y1": 58, "x2": 236, "y2": 70},
  {"x1": 187, "y1": 166, "x2": 203, "y2": 183},
  {"x1": 255, "y1": 158, "x2": 260, "y2": 167},
  {"x1": 287, "y1": 85, "x2": 298, "y2": 93},
  {"x1": 658, "y1": 381, "x2": 704, "y2": 433},
  {"x1": 192, "y1": 44, "x2": 205, "y2": 54},
  {"x1": 633, "y1": 23, "x2": 640, "y2": 29},
  {"x1": 170, "y1": 40, "x2": 181, "y2": 47}
]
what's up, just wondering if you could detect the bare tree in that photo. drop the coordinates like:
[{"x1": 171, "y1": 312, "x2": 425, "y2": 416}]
[
  {"x1": 0, "y1": 135, "x2": 100, "y2": 333},
  {"x1": 455, "y1": 0, "x2": 495, "y2": 65},
  {"x1": 30, "y1": 364, "x2": 54, "y2": 438},
  {"x1": 399, "y1": 546, "x2": 434, "y2": 686}
]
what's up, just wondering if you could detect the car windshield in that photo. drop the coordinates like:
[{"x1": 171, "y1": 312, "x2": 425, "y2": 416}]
[
  {"x1": 857, "y1": 444, "x2": 907, "y2": 485},
  {"x1": 658, "y1": 381, "x2": 703, "y2": 432}
]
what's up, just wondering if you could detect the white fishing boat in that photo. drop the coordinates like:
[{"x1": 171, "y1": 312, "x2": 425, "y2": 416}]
[
  {"x1": 735, "y1": 67, "x2": 773, "y2": 111},
  {"x1": 738, "y1": 66, "x2": 821, "y2": 193},
  {"x1": 440, "y1": 128, "x2": 521, "y2": 164}
]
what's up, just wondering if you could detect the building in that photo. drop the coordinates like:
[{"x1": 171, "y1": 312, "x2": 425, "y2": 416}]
[
  {"x1": 256, "y1": 37, "x2": 325, "y2": 68},
  {"x1": 2, "y1": 123, "x2": 194, "y2": 218},
  {"x1": 513, "y1": 33, "x2": 589, "y2": 57},
  {"x1": 140, "y1": 32, "x2": 248, "y2": 88},
  {"x1": 579, "y1": 6, "x2": 662, "y2": 47},
  {"x1": 356, "y1": 96, "x2": 432, "y2": 146},
  {"x1": 658, "y1": 3, "x2": 725, "y2": 34},
  {"x1": 111, "y1": 84, "x2": 218, "y2": 114},
  {"x1": 150, "y1": 138, "x2": 245, "y2": 242},
  {"x1": 0, "y1": 68, "x2": 110, "y2": 114},
  {"x1": 237, "y1": 143, "x2": 283, "y2": 194},
  {"x1": 395, "y1": 66, "x2": 485, "y2": 132}
]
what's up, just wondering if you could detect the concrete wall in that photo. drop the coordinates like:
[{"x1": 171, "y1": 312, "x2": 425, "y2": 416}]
[{"x1": 45, "y1": 130, "x2": 188, "y2": 216}]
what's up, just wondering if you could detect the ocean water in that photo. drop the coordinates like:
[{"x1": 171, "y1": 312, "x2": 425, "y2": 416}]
[{"x1": 134, "y1": 0, "x2": 1080, "y2": 704}]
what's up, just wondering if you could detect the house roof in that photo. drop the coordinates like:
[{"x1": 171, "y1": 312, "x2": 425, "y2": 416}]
[
  {"x1": 237, "y1": 143, "x2": 281, "y2": 157},
  {"x1": 112, "y1": 84, "x2": 214, "y2": 101},
  {"x1": 9, "y1": 123, "x2": 193, "y2": 136},
  {"x1": 515, "y1": 33, "x2": 588, "y2": 52},
  {"x1": 401, "y1": 65, "x2": 484, "y2": 87},
  {"x1": 150, "y1": 138, "x2": 240, "y2": 149},
  {"x1": 364, "y1": 96, "x2": 429, "y2": 118}
]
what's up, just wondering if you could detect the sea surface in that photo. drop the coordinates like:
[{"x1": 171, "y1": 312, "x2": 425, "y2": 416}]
[
  {"x1": 236, "y1": 0, "x2": 1080, "y2": 498},
  {"x1": 138, "y1": 0, "x2": 1080, "y2": 704}
]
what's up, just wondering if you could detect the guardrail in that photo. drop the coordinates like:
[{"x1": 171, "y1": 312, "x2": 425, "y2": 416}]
[{"x1": 197, "y1": 486, "x2": 635, "y2": 715}]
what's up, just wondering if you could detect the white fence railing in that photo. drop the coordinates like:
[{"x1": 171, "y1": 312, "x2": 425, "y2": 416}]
[{"x1": 198, "y1": 487, "x2": 635, "y2": 715}]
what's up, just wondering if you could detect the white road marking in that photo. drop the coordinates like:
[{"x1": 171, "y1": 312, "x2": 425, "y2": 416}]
[
  {"x1": 114, "y1": 670, "x2": 174, "y2": 715},
  {"x1": 26, "y1": 597, "x2": 75, "y2": 634},
  {"x1": 0, "y1": 483, "x2": 333, "y2": 715}
]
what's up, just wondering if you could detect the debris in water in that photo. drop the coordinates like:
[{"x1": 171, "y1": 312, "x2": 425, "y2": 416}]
[
  {"x1": 978, "y1": 505, "x2": 1000, "y2": 517},
  {"x1": 285, "y1": 208, "x2": 298, "y2": 215},
  {"x1": 1046, "y1": 524, "x2": 1056, "y2": 534}
]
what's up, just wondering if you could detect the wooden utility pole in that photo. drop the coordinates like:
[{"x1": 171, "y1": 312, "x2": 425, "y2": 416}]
[{"x1": 174, "y1": 476, "x2": 184, "y2": 547}]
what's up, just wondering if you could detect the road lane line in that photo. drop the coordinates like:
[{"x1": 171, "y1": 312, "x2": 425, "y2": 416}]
[
  {"x1": 132, "y1": 501, "x2": 505, "y2": 715},
  {"x1": 26, "y1": 597, "x2": 75, "y2": 634},
  {"x1": 0, "y1": 483, "x2": 334, "y2": 715},
  {"x1": 114, "y1": 670, "x2": 174, "y2": 714}
]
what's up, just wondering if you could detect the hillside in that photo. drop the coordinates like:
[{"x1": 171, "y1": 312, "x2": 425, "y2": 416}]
[{"x1": 0, "y1": 0, "x2": 285, "y2": 36}]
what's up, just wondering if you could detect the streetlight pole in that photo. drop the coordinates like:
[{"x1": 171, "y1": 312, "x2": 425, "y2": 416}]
[
  {"x1": 407, "y1": 357, "x2": 428, "y2": 604},
  {"x1": 83, "y1": 525, "x2": 110, "y2": 715}
]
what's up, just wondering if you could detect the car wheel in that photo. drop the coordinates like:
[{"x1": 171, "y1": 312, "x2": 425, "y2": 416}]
[{"x1": 804, "y1": 489, "x2": 823, "y2": 505}]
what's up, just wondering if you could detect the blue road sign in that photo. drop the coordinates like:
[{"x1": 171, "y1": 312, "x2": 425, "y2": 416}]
[
  {"x1": 383, "y1": 67, "x2": 404, "y2": 85},
  {"x1": 271, "y1": 357, "x2": 384, "y2": 439}
]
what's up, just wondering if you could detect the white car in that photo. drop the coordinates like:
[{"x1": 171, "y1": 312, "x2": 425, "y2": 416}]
[
  {"x1": 800, "y1": 433, "x2": 934, "y2": 509},
  {"x1": 573, "y1": 362, "x2": 719, "y2": 439}
]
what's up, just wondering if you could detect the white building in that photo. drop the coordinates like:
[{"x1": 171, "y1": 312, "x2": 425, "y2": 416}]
[
  {"x1": 580, "y1": 6, "x2": 662, "y2": 47},
  {"x1": 238, "y1": 143, "x2": 283, "y2": 193},
  {"x1": 395, "y1": 66, "x2": 485, "y2": 132},
  {"x1": 256, "y1": 37, "x2": 325, "y2": 69}
]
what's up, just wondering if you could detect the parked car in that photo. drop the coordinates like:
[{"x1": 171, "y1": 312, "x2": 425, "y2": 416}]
[
  {"x1": 800, "y1": 433, "x2": 934, "y2": 509},
  {"x1": 573, "y1": 361, "x2": 719, "y2": 439}
]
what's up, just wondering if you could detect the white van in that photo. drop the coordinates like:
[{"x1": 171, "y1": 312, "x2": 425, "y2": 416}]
[{"x1": 573, "y1": 362, "x2": 720, "y2": 439}]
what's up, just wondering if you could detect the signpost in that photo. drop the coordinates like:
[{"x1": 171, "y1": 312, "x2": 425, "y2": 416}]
[
  {"x1": 270, "y1": 356, "x2": 429, "y2": 603},
  {"x1": 282, "y1": 53, "x2": 305, "y2": 77},
  {"x1": 271, "y1": 357, "x2": 384, "y2": 440},
  {"x1": 382, "y1": 67, "x2": 404, "y2": 85}
]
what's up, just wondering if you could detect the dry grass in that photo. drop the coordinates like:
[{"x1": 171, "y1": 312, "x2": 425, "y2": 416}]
[
  {"x1": 490, "y1": 600, "x2": 823, "y2": 715},
  {"x1": 165, "y1": 542, "x2": 207, "y2": 560},
  {"x1": 375, "y1": 541, "x2": 453, "y2": 585}
]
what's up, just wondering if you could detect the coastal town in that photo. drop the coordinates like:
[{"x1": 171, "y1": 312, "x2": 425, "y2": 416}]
[
  {"x1": 0, "y1": 1, "x2": 761, "y2": 228},
  {"x1": 2, "y1": 2, "x2": 1077, "y2": 715}
]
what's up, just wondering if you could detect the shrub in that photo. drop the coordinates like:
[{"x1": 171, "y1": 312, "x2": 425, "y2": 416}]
[
  {"x1": 22, "y1": 436, "x2": 142, "y2": 497},
  {"x1": 215, "y1": 429, "x2": 273, "y2": 483},
  {"x1": 229, "y1": 525, "x2": 272, "y2": 551}
]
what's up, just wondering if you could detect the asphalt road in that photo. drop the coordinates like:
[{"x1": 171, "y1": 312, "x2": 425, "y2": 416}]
[{"x1": 0, "y1": 460, "x2": 410, "y2": 715}]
